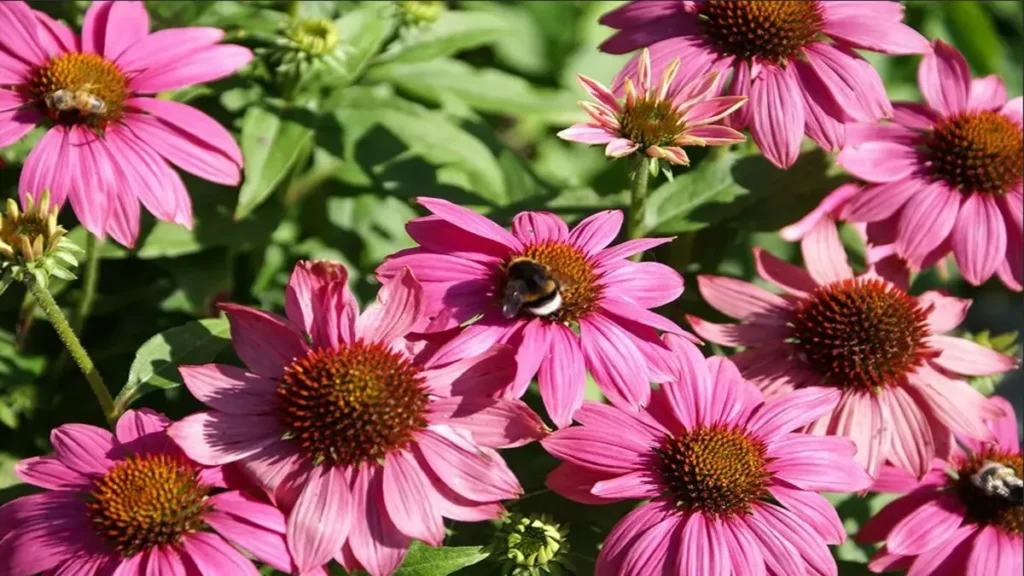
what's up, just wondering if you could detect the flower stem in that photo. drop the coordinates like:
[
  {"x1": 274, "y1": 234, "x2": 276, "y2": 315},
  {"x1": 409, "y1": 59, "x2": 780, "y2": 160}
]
[
  {"x1": 26, "y1": 276, "x2": 116, "y2": 427},
  {"x1": 72, "y1": 234, "x2": 100, "y2": 334},
  {"x1": 627, "y1": 155, "x2": 652, "y2": 258}
]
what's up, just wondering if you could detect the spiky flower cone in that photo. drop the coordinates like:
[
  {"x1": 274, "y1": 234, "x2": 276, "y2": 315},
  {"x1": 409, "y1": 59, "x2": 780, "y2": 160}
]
[{"x1": 0, "y1": 190, "x2": 81, "y2": 293}]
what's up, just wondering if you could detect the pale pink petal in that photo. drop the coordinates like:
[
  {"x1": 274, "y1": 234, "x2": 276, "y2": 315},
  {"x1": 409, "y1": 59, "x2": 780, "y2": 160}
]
[
  {"x1": 968, "y1": 75, "x2": 1008, "y2": 111},
  {"x1": 836, "y1": 141, "x2": 919, "y2": 183},
  {"x1": 897, "y1": 182, "x2": 961, "y2": 267},
  {"x1": 886, "y1": 493, "x2": 966, "y2": 555},
  {"x1": 179, "y1": 364, "x2": 276, "y2": 415},
  {"x1": 845, "y1": 122, "x2": 920, "y2": 147},
  {"x1": 599, "y1": 260, "x2": 684, "y2": 308},
  {"x1": 541, "y1": 426, "x2": 650, "y2": 475},
  {"x1": 124, "y1": 114, "x2": 240, "y2": 186},
  {"x1": 755, "y1": 504, "x2": 838, "y2": 576},
  {"x1": 596, "y1": 503, "x2": 677, "y2": 576},
  {"x1": 51, "y1": 423, "x2": 118, "y2": 477},
  {"x1": 780, "y1": 182, "x2": 860, "y2": 241},
  {"x1": 286, "y1": 465, "x2": 351, "y2": 574},
  {"x1": 284, "y1": 260, "x2": 353, "y2": 342},
  {"x1": 720, "y1": 520, "x2": 766, "y2": 576},
  {"x1": 768, "y1": 434, "x2": 873, "y2": 492},
  {"x1": 705, "y1": 356, "x2": 763, "y2": 425},
  {"x1": 680, "y1": 124, "x2": 746, "y2": 146},
  {"x1": 614, "y1": 37, "x2": 719, "y2": 99},
  {"x1": 697, "y1": 275, "x2": 789, "y2": 324},
  {"x1": 415, "y1": 429, "x2": 520, "y2": 502},
  {"x1": 929, "y1": 334, "x2": 1018, "y2": 376},
  {"x1": 753, "y1": 248, "x2": 818, "y2": 296},
  {"x1": 356, "y1": 267, "x2": 424, "y2": 344},
  {"x1": 750, "y1": 65, "x2": 804, "y2": 168},
  {"x1": 748, "y1": 388, "x2": 842, "y2": 442},
  {"x1": 605, "y1": 137, "x2": 639, "y2": 158},
  {"x1": 99, "y1": 1, "x2": 149, "y2": 61},
  {"x1": 917, "y1": 291, "x2": 970, "y2": 334},
  {"x1": 181, "y1": 532, "x2": 259, "y2": 576},
  {"x1": 1002, "y1": 96, "x2": 1023, "y2": 126},
  {"x1": 538, "y1": 323, "x2": 586, "y2": 428},
  {"x1": 0, "y1": 1, "x2": 47, "y2": 66},
  {"x1": 600, "y1": 296, "x2": 687, "y2": 335},
  {"x1": 511, "y1": 211, "x2": 570, "y2": 244},
  {"x1": 574, "y1": 400, "x2": 666, "y2": 443},
  {"x1": 804, "y1": 42, "x2": 891, "y2": 122},
  {"x1": 769, "y1": 484, "x2": 845, "y2": 545},
  {"x1": 557, "y1": 124, "x2": 618, "y2": 145},
  {"x1": 681, "y1": 95, "x2": 747, "y2": 127},
  {"x1": 952, "y1": 193, "x2": 1007, "y2": 285},
  {"x1": 842, "y1": 180, "x2": 921, "y2": 224},
  {"x1": 416, "y1": 197, "x2": 521, "y2": 250},
  {"x1": 673, "y1": 513, "x2": 725, "y2": 576},
  {"x1": 129, "y1": 44, "x2": 252, "y2": 94},
  {"x1": 891, "y1": 101, "x2": 941, "y2": 130},
  {"x1": 237, "y1": 442, "x2": 308, "y2": 506},
  {"x1": 822, "y1": 10, "x2": 928, "y2": 55},
  {"x1": 885, "y1": 386, "x2": 936, "y2": 479},
  {"x1": 167, "y1": 411, "x2": 282, "y2": 466},
  {"x1": 15, "y1": 456, "x2": 92, "y2": 491},
  {"x1": 828, "y1": 390, "x2": 892, "y2": 478},
  {"x1": 579, "y1": 311, "x2": 651, "y2": 410},
  {"x1": 919, "y1": 40, "x2": 972, "y2": 115},
  {"x1": 907, "y1": 364, "x2": 994, "y2": 442},
  {"x1": 383, "y1": 450, "x2": 444, "y2": 546},
  {"x1": 686, "y1": 316, "x2": 790, "y2": 347},
  {"x1": 19, "y1": 127, "x2": 78, "y2": 226},
  {"x1": 219, "y1": 304, "x2": 307, "y2": 378}
]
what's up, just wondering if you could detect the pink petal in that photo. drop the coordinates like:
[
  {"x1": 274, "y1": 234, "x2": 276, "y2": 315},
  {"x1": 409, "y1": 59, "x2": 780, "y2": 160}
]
[
  {"x1": 415, "y1": 428, "x2": 521, "y2": 502},
  {"x1": 99, "y1": 1, "x2": 149, "y2": 61},
  {"x1": 599, "y1": 260, "x2": 684, "y2": 308},
  {"x1": 0, "y1": 95, "x2": 39, "y2": 148},
  {"x1": 102, "y1": 127, "x2": 191, "y2": 230},
  {"x1": 686, "y1": 316, "x2": 790, "y2": 347},
  {"x1": 857, "y1": 488, "x2": 939, "y2": 543},
  {"x1": 32, "y1": 9, "x2": 77, "y2": 55},
  {"x1": 114, "y1": 408, "x2": 172, "y2": 452},
  {"x1": 285, "y1": 260, "x2": 355, "y2": 344},
  {"x1": 286, "y1": 465, "x2": 351, "y2": 574},
  {"x1": 416, "y1": 197, "x2": 521, "y2": 250},
  {"x1": 841, "y1": 179, "x2": 923, "y2": 223},
  {"x1": 822, "y1": 10, "x2": 929, "y2": 55},
  {"x1": 167, "y1": 411, "x2": 282, "y2": 466},
  {"x1": 209, "y1": 490, "x2": 287, "y2": 533},
  {"x1": 383, "y1": 450, "x2": 444, "y2": 546},
  {"x1": 829, "y1": 390, "x2": 892, "y2": 478},
  {"x1": 348, "y1": 466, "x2": 411, "y2": 576},
  {"x1": 569, "y1": 210, "x2": 623, "y2": 256},
  {"x1": 747, "y1": 387, "x2": 842, "y2": 443},
  {"x1": 595, "y1": 501, "x2": 674, "y2": 575},
  {"x1": 799, "y1": 64, "x2": 849, "y2": 151},
  {"x1": 804, "y1": 42, "x2": 891, "y2": 122},
  {"x1": 579, "y1": 311, "x2": 651, "y2": 410},
  {"x1": 750, "y1": 65, "x2": 804, "y2": 169},
  {"x1": 574, "y1": 400, "x2": 666, "y2": 442},
  {"x1": 538, "y1": 323, "x2": 586, "y2": 428},
  {"x1": 179, "y1": 364, "x2": 276, "y2": 415},
  {"x1": 0, "y1": 1, "x2": 47, "y2": 66},
  {"x1": 918, "y1": 291, "x2": 970, "y2": 333},
  {"x1": 421, "y1": 344, "x2": 516, "y2": 398},
  {"x1": 0, "y1": 522, "x2": 87, "y2": 576},
  {"x1": 505, "y1": 320, "x2": 552, "y2": 399},
  {"x1": 51, "y1": 554, "x2": 114, "y2": 576},
  {"x1": 147, "y1": 545, "x2": 188, "y2": 576},
  {"x1": 919, "y1": 40, "x2": 972, "y2": 115},
  {"x1": 15, "y1": 456, "x2": 92, "y2": 491},
  {"x1": 557, "y1": 124, "x2": 618, "y2": 145},
  {"x1": 967, "y1": 525, "x2": 1018, "y2": 576},
  {"x1": 745, "y1": 508, "x2": 804, "y2": 576},
  {"x1": 404, "y1": 215, "x2": 513, "y2": 262},
  {"x1": 952, "y1": 193, "x2": 1007, "y2": 285},
  {"x1": 753, "y1": 248, "x2": 818, "y2": 296},
  {"x1": 929, "y1": 335, "x2": 1018, "y2": 376},
  {"x1": 904, "y1": 524, "x2": 976, "y2": 575},
  {"x1": 768, "y1": 434, "x2": 873, "y2": 492},
  {"x1": 660, "y1": 336, "x2": 712, "y2": 428},
  {"x1": 836, "y1": 141, "x2": 919, "y2": 183},
  {"x1": 897, "y1": 182, "x2": 961, "y2": 267},
  {"x1": 237, "y1": 442, "x2": 308, "y2": 505},
  {"x1": 720, "y1": 521, "x2": 766, "y2": 576},
  {"x1": 618, "y1": 514, "x2": 680, "y2": 576},
  {"x1": 0, "y1": 492, "x2": 84, "y2": 542},
  {"x1": 414, "y1": 459, "x2": 506, "y2": 522},
  {"x1": 886, "y1": 493, "x2": 966, "y2": 555},
  {"x1": 128, "y1": 44, "x2": 253, "y2": 94},
  {"x1": 613, "y1": 37, "x2": 718, "y2": 99},
  {"x1": 697, "y1": 275, "x2": 789, "y2": 324},
  {"x1": 51, "y1": 423, "x2": 118, "y2": 477},
  {"x1": 844, "y1": 122, "x2": 920, "y2": 147},
  {"x1": 600, "y1": 296, "x2": 687, "y2": 335},
  {"x1": 892, "y1": 101, "x2": 941, "y2": 130},
  {"x1": 968, "y1": 75, "x2": 1009, "y2": 111},
  {"x1": 594, "y1": 238, "x2": 674, "y2": 267},
  {"x1": 681, "y1": 95, "x2": 747, "y2": 127},
  {"x1": 598, "y1": 4, "x2": 695, "y2": 54},
  {"x1": 605, "y1": 137, "x2": 639, "y2": 158},
  {"x1": 753, "y1": 504, "x2": 837, "y2": 576},
  {"x1": 546, "y1": 462, "x2": 621, "y2": 505},
  {"x1": 541, "y1": 426, "x2": 651, "y2": 475},
  {"x1": 780, "y1": 182, "x2": 860, "y2": 241},
  {"x1": 124, "y1": 114, "x2": 240, "y2": 186},
  {"x1": 219, "y1": 304, "x2": 307, "y2": 378},
  {"x1": 674, "y1": 513, "x2": 726, "y2": 576},
  {"x1": 511, "y1": 211, "x2": 570, "y2": 244},
  {"x1": 986, "y1": 396, "x2": 1020, "y2": 452},
  {"x1": 127, "y1": 97, "x2": 242, "y2": 166},
  {"x1": 0, "y1": 48, "x2": 31, "y2": 84},
  {"x1": 705, "y1": 356, "x2": 764, "y2": 426},
  {"x1": 356, "y1": 267, "x2": 424, "y2": 344},
  {"x1": 907, "y1": 364, "x2": 994, "y2": 442},
  {"x1": 680, "y1": 124, "x2": 746, "y2": 145},
  {"x1": 1002, "y1": 96, "x2": 1023, "y2": 126},
  {"x1": 115, "y1": 27, "x2": 224, "y2": 72},
  {"x1": 885, "y1": 386, "x2": 936, "y2": 479},
  {"x1": 725, "y1": 60, "x2": 754, "y2": 129},
  {"x1": 181, "y1": 532, "x2": 259, "y2": 576},
  {"x1": 591, "y1": 469, "x2": 661, "y2": 500},
  {"x1": 18, "y1": 127, "x2": 75, "y2": 225},
  {"x1": 769, "y1": 485, "x2": 845, "y2": 545}
]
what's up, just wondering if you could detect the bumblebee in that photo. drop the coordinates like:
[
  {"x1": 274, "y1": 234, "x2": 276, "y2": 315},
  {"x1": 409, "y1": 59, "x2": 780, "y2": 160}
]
[
  {"x1": 971, "y1": 460, "x2": 1023, "y2": 504},
  {"x1": 45, "y1": 88, "x2": 106, "y2": 115},
  {"x1": 502, "y1": 257, "x2": 562, "y2": 319}
]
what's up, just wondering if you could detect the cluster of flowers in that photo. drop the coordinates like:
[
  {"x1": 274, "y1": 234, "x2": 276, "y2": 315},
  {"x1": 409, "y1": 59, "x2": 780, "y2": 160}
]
[{"x1": 0, "y1": 1, "x2": 1020, "y2": 575}]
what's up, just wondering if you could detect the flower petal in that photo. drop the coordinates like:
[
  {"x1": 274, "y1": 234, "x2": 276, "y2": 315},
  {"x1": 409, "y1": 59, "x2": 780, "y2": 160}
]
[
  {"x1": 919, "y1": 40, "x2": 972, "y2": 115},
  {"x1": 822, "y1": 8, "x2": 928, "y2": 55},
  {"x1": 0, "y1": 0, "x2": 47, "y2": 66},
  {"x1": 124, "y1": 114, "x2": 240, "y2": 186},
  {"x1": 697, "y1": 275, "x2": 789, "y2": 324},
  {"x1": 568, "y1": 210, "x2": 623, "y2": 256},
  {"x1": 415, "y1": 428, "x2": 521, "y2": 502},
  {"x1": 129, "y1": 44, "x2": 253, "y2": 94},
  {"x1": 416, "y1": 197, "x2": 521, "y2": 250},
  {"x1": 179, "y1": 364, "x2": 276, "y2": 415},
  {"x1": 952, "y1": 193, "x2": 1007, "y2": 286},
  {"x1": 928, "y1": 335, "x2": 1018, "y2": 376},
  {"x1": 167, "y1": 411, "x2": 282, "y2": 466},
  {"x1": 383, "y1": 450, "x2": 444, "y2": 546},
  {"x1": 541, "y1": 426, "x2": 650, "y2": 475},
  {"x1": 181, "y1": 532, "x2": 259, "y2": 576},
  {"x1": 15, "y1": 456, "x2": 92, "y2": 491},
  {"x1": 538, "y1": 323, "x2": 586, "y2": 428},
  {"x1": 579, "y1": 312, "x2": 651, "y2": 410},
  {"x1": 100, "y1": 1, "x2": 149, "y2": 61},
  {"x1": 286, "y1": 465, "x2": 351, "y2": 574},
  {"x1": 357, "y1": 267, "x2": 424, "y2": 344},
  {"x1": 557, "y1": 124, "x2": 617, "y2": 145},
  {"x1": 512, "y1": 211, "x2": 570, "y2": 244},
  {"x1": 753, "y1": 248, "x2": 818, "y2": 296},
  {"x1": 836, "y1": 141, "x2": 919, "y2": 183},
  {"x1": 885, "y1": 386, "x2": 936, "y2": 479},
  {"x1": 219, "y1": 304, "x2": 307, "y2": 378},
  {"x1": 747, "y1": 387, "x2": 841, "y2": 443},
  {"x1": 750, "y1": 65, "x2": 804, "y2": 168},
  {"x1": 886, "y1": 494, "x2": 966, "y2": 555},
  {"x1": 897, "y1": 182, "x2": 961, "y2": 267},
  {"x1": 51, "y1": 423, "x2": 118, "y2": 477}
]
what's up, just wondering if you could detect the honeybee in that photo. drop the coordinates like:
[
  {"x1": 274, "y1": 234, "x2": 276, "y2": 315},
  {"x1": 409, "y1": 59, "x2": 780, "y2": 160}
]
[
  {"x1": 502, "y1": 257, "x2": 561, "y2": 319},
  {"x1": 44, "y1": 88, "x2": 106, "y2": 115},
  {"x1": 970, "y1": 460, "x2": 1023, "y2": 504}
]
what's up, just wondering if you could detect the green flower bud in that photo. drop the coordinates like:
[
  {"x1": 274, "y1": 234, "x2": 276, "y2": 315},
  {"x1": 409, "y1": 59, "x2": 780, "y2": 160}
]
[
  {"x1": 488, "y1": 513, "x2": 573, "y2": 576},
  {"x1": 396, "y1": 1, "x2": 445, "y2": 28},
  {"x1": 0, "y1": 190, "x2": 81, "y2": 294},
  {"x1": 283, "y1": 17, "x2": 339, "y2": 57}
]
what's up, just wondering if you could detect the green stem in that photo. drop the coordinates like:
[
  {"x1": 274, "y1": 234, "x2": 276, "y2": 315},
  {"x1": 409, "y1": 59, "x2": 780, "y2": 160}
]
[
  {"x1": 626, "y1": 155, "x2": 652, "y2": 257},
  {"x1": 26, "y1": 277, "x2": 116, "y2": 427},
  {"x1": 72, "y1": 234, "x2": 100, "y2": 334}
]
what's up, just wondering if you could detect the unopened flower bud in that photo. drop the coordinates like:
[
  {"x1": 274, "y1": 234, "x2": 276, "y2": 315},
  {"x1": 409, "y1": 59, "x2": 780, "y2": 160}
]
[{"x1": 487, "y1": 513, "x2": 572, "y2": 576}]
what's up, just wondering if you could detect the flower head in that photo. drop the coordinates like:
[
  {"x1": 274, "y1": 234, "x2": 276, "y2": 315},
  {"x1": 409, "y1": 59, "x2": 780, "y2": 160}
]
[
  {"x1": 0, "y1": 0, "x2": 252, "y2": 247},
  {"x1": 0, "y1": 191, "x2": 80, "y2": 290},
  {"x1": 559, "y1": 48, "x2": 746, "y2": 166},
  {"x1": 858, "y1": 396, "x2": 1023, "y2": 575},
  {"x1": 543, "y1": 340, "x2": 872, "y2": 575},
  {"x1": 396, "y1": 1, "x2": 446, "y2": 28},
  {"x1": 376, "y1": 199, "x2": 689, "y2": 427},
  {"x1": 599, "y1": 0, "x2": 929, "y2": 168},
  {"x1": 488, "y1": 513, "x2": 572, "y2": 576},
  {"x1": 687, "y1": 218, "x2": 1018, "y2": 479},
  {"x1": 168, "y1": 260, "x2": 547, "y2": 576},
  {"x1": 829, "y1": 40, "x2": 1023, "y2": 290},
  {"x1": 0, "y1": 409, "x2": 298, "y2": 575}
]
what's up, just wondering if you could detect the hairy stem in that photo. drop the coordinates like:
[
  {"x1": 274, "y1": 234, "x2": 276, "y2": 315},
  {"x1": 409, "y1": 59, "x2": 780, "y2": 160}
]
[
  {"x1": 627, "y1": 155, "x2": 652, "y2": 259},
  {"x1": 27, "y1": 277, "x2": 116, "y2": 427}
]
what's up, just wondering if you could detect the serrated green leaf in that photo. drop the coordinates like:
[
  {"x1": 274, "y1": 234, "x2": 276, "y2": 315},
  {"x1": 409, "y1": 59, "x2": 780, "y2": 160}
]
[
  {"x1": 394, "y1": 543, "x2": 489, "y2": 576},
  {"x1": 376, "y1": 11, "x2": 513, "y2": 65},
  {"x1": 115, "y1": 318, "x2": 231, "y2": 411},
  {"x1": 236, "y1": 106, "x2": 316, "y2": 220}
]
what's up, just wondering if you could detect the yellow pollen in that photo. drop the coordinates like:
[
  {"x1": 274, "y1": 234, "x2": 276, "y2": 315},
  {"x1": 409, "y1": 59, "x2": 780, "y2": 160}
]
[
  {"x1": 952, "y1": 448, "x2": 1023, "y2": 536},
  {"x1": 656, "y1": 425, "x2": 771, "y2": 518},
  {"x1": 86, "y1": 453, "x2": 210, "y2": 557},
  {"x1": 28, "y1": 52, "x2": 129, "y2": 128},
  {"x1": 698, "y1": 0, "x2": 824, "y2": 64},
  {"x1": 276, "y1": 343, "x2": 429, "y2": 467},
  {"x1": 504, "y1": 242, "x2": 601, "y2": 324},
  {"x1": 619, "y1": 96, "x2": 685, "y2": 150},
  {"x1": 927, "y1": 111, "x2": 1024, "y2": 195}
]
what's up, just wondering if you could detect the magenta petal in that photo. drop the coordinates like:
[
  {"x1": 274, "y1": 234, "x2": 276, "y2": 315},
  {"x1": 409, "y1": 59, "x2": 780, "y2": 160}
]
[
  {"x1": 51, "y1": 423, "x2": 118, "y2": 477},
  {"x1": 591, "y1": 470, "x2": 662, "y2": 500},
  {"x1": 769, "y1": 484, "x2": 845, "y2": 545},
  {"x1": 31, "y1": 9, "x2": 76, "y2": 55},
  {"x1": 148, "y1": 545, "x2": 189, "y2": 576},
  {"x1": 907, "y1": 364, "x2": 995, "y2": 442},
  {"x1": 719, "y1": 520, "x2": 766, "y2": 576},
  {"x1": 618, "y1": 514, "x2": 679, "y2": 576},
  {"x1": 546, "y1": 462, "x2": 621, "y2": 505},
  {"x1": 102, "y1": 128, "x2": 191, "y2": 230},
  {"x1": 15, "y1": 455, "x2": 92, "y2": 491},
  {"x1": 179, "y1": 364, "x2": 276, "y2": 415},
  {"x1": 967, "y1": 525, "x2": 1017, "y2": 576},
  {"x1": 285, "y1": 260, "x2": 353, "y2": 340},
  {"x1": 574, "y1": 400, "x2": 666, "y2": 443},
  {"x1": 697, "y1": 275, "x2": 789, "y2": 324},
  {"x1": 886, "y1": 493, "x2": 966, "y2": 555},
  {"x1": 538, "y1": 323, "x2": 586, "y2": 428},
  {"x1": 892, "y1": 101, "x2": 941, "y2": 130},
  {"x1": 219, "y1": 304, "x2": 307, "y2": 378},
  {"x1": 416, "y1": 197, "x2": 521, "y2": 250},
  {"x1": 674, "y1": 513, "x2": 725, "y2": 576},
  {"x1": 596, "y1": 502, "x2": 675, "y2": 576},
  {"x1": 383, "y1": 450, "x2": 444, "y2": 546},
  {"x1": 348, "y1": 465, "x2": 411, "y2": 576},
  {"x1": 747, "y1": 387, "x2": 841, "y2": 442},
  {"x1": 415, "y1": 429, "x2": 521, "y2": 502},
  {"x1": 51, "y1": 554, "x2": 114, "y2": 576},
  {"x1": 919, "y1": 40, "x2": 972, "y2": 115},
  {"x1": 804, "y1": 42, "x2": 891, "y2": 123},
  {"x1": 822, "y1": 10, "x2": 928, "y2": 55},
  {"x1": 599, "y1": 260, "x2": 684, "y2": 308},
  {"x1": 125, "y1": 114, "x2": 241, "y2": 186},
  {"x1": 415, "y1": 458, "x2": 505, "y2": 522},
  {"x1": 897, "y1": 182, "x2": 961, "y2": 267},
  {"x1": 0, "y1": 100, "x2": 39, "y2": 148},
  {"x1": 841, "y1": 179, "x2": 922, "y2": 223},
  {"x1": 985, "y1": 396, "x2": 1020, "y2": 452},
  {"x1": 114, "y1": 408, "x2": 172, "y2": 451},
  {"x1": 750, "y1": 65, "x2": 804, "y2": 169},
  {"x1": 744, "y1": 508, "x2": 804, "y2": 576},
  {"x1": 421, "y1": 344, "x2": 516, "y2": 398},
  {"x1": 127, "y1": 97, "x2": 242, "y2": 166},
  {"x1": 0, "y1": 523, "x2": 85, "y2": 576},
  {"x1": 115, "y1": 27, "x2": 224, "y2": 72},
  {"x1": 0, "y1": 1, "x2": 47, "y2": 66},
  {"x1": 568, "y1": 210, "x2": 624, "y2": 256},
  {"x1": 356, "y1": 267, "x2": 424, "y2": 344},
  {"x1": 167, "y1": 411, "x2": 282, "y2": 466},
  {"x1": 101, "y1": 1, "x2": 149, "y2": 61},
  {"x1": 129, "y1": 44, "x2": 252, "y2": 93},
  {"x1": 404, "y1": 215, "x2": 512, "y2": 262},
  {"x1": 952, "y1": 193, "x2": 1007, "y2": 285},
  {"x1": 579, "y1": 312, "x2": 651, "y2": 411},
  {"x1": 19, "y1": 126, "x2": 73, "y2": 217},
  {"x1": 511, "y1": 211, "x2": 570, "y2": 244},
  {"x1": 768, "y1": 434, "x2": 872, "y2": 492},
  {"x1": 541, "y1": 426, "x2": 650, "y2": 475},
  {"x1": 836, "y1": 141, "x2": 919, "y2": 183},
  {"x1": 884, "y1": 386, "x2": 936, "y2": 479},
  {"x1": 181, "y1": 532, "x2": 259, "y2": 576},
  {"x1": 753, "y1": 504, "x2": 837, "y2": 576},
  {"x1": 286, "y1": 465, "x2": 351, "y2": 574},
  {"x1": 753, "y1": 248, "x2": 818, "y2": 296}
]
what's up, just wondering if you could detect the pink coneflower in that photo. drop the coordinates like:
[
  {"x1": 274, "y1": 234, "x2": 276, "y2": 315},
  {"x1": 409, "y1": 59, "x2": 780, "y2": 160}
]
[
  {"x1": 0, "y1": 409, "x2": 303, "y2": 575},
  {"x1": 686, "y1": 218, "x2": 1018, "y2": 479},
  {"x1": 0, "y1": 1, "x2": 251, "y2": 246},
  {"x1": 543, "y1": 337, "x2": 873, "y2": 575},
  {"x1": 835, "y1": 40, "x2": 1023, "y2": 291},
  {"x1": 858, "y1": 396, "x2": 1023, "y2": 575},
  {"x1": 376, "y1": 199, "x2": 688, "y2": 427},
  {"x1": 168, "y1": 260, "x2": 547, "y2": 576},
  {"x1": 599, "y1": 0, "x2": 929, "y2": 168},
  {"x1": 558, "y1": 47, "x2": 745, "y2": 166}
]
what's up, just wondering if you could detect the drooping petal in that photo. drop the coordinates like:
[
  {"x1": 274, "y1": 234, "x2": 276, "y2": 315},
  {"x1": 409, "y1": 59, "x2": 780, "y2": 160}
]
[
  {"x1": 803, "y1": 42, "x2": 891, "y2": 122},
  {"x1": 884, "y1": 386, "x2": 936, "y2": 479},
  {"x1": 897, "y1": 182, "x2": 961, "y2": 267},
  {"x1": 415, "y1": 428, "x2": 521, "y2": 502},
  {"x1": 541, "y1": 426, "x2": 650, "y2": 475},
  {"x1": 769, "y1": 484, "x2": 845, "y2": 545},
  {"x1": 768, "y1": 434, "x2": 873, "y2": 492},
  {"x1": 181, "y1": 532, "x2": 259, "y2": 576},
  {"x1": 618, "y1": 514, "x2": 680, "y2": 576},
  {"x1": 952, "y1": 193, "x2": 1007, "y2": 285},
  {"x1": 750, "y1": 65, "x2": 805, "y2": 168},
  {"x1": 836, "y1": 141, "x2": 919, "y2": 183},
  {"x1": 928, "y1": 335, "x2": 1018, "y2": 376},
  {"x1": 918, "y1": 40, "x2": 972, "y2": 115},
  {"x1": 356, "y1": 267, "x2": 424, "y2": 344},
  {"x1": 595, "y1": 501, "x2": 675, "y2": 576},
  {"x1": 821, "y1": 7, "x2": 929, "y2": 55},
  {"x1": 686, "y1": 316, "x2": 791, "y2": 348},
  {"x1": 696, "y1": 275, "x2": 789, "y2": 324},
  {"x1": 382, "y1": 450, "x2": 444, "y2": 546},
  {"x1": 286, "y1": 465, "x2": 351, "y2": 574},
  {"x1": 538, "y1": 323, "x2": 586, "y2": 428},
  {"x1": 828, "y1": 390, "x2": 892, "y2": 478},
  {"x1": 124, "y1": 114, "x2": 241, "y2": 186},
  {"x1": 579, "y1": 312, "x2": 652, "y2": 410},
  {"x1": 906, "y1": 364, "x2": 994, "y2": 442},
  {"x1": 754, "y1": 504, "x2": 838, "y2": 576},
  {"x1": 167, "y1": 411, "x2": 282, "y2": 466}
]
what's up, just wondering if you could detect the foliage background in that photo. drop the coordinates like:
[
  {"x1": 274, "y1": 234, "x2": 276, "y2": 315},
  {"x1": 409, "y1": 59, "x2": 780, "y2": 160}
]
[{"x1": 0, "y1": 1, "x2": 1021, "y2": 574}]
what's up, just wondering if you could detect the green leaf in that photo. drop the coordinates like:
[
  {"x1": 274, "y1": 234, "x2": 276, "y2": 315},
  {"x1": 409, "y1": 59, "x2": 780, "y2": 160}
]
[
  {"x1": 941, "y1": 2, "x2": 1005, "y2": 76},
  {"x1": 115, "y1": 318, "x2": 231, "y2": 410},
  {"x1": 394, "y1": 543, "x2": 489, "y2": 576},
  {"x1": 335, "y1": 3, "x2": 395, "y2": 83},
  {"x1": 236, "y1": 106, "x2": 316, "y2": 220},
  {"x1": 377, "y1": 11, "x2": 514, "y2": 65},
  {"x1": 367, "y1": 59, "x2": 579, "y2": 124}
]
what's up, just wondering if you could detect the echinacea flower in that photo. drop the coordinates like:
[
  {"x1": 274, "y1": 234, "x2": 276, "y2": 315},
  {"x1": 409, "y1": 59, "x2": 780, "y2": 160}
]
[
  {"x1": 543, "y1": 337, "x2": 873, "y2": 575},
  {"x1": 834, "y1": 40, "x2": 1023, "y2": 291},
  {"x1": 376, "y1": 199, "x2": 688, "y2": 427},
  {"x1": 558, "y1": 47, "x2": 746, "y2": 166},
  {"x1": 599, "y1": 0, "x2": 929, "y2": 168},
  {"x1": 0, "y1": 190, "x2": 81, "y2": 289},
  {"x1": 168, "y1": 260, "x2": 546, "y2": 576},
  {"x1": 687, "y1": 218, "x2": 1018, "y2": 479},
  {"x1": 858, "y1": 396, "x2": 1022, "y2": 575},
  {"x1": 0, "y1": 409, "x2": 302, "y2": 576},
  {"x1": 0, "y1": 1, "x2": 252, "y2": 246}
]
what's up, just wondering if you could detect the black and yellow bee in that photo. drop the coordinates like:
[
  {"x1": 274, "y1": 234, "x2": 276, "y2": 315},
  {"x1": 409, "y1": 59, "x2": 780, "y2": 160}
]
[{"x1": 501, "y1": 257, "x2": 562, "y2": 319}]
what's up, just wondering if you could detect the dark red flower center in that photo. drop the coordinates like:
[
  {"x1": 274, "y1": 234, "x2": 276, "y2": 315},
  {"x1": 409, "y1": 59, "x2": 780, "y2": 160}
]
[
  {"x1": 276, "y1": 342, "x2": 429, "y2": 467},
  {"x1": 697, "y1": 0, "x2": 824, "y2": 64},
  {"x1": 619, "y1": 97, "x2": 684, "y2": 150},
  {"x1": 27, "y1": 52, "x2": 128, "y2": 129},
  {"x1": 86, "y1": 453, "x2": 210, "y2": 557},
  {"x1": 656, "y1": 425, "x2": 771, "y2": 518},
  {"x1": 790, "y1": 278, "x2": 935, "y2": 390},
  {"x1": 500, "y1": 242, "x2": 600, "y2": 324},
  {"x1": 951, "y1": 448, "x2": 1023, "y2": 536},
  {"x1": 926, "y1": 111, "x2": 1024, "y2": 195}
]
